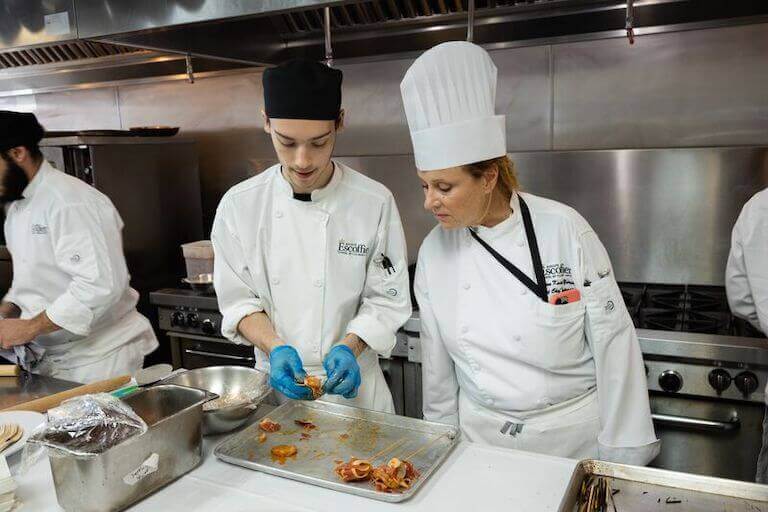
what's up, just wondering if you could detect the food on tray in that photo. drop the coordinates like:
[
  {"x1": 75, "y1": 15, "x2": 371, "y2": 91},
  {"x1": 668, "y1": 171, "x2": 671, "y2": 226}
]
[
  {"x1": 334, "y1": 458, "x2": 374, "y2": 482},
  {"x1": 271, "y1": 444, "x2": 298, "y2": 458},
  {"x1": 301, "y1": 375, "x2": 324, "y2": 399},
  {"x1": 294, "y1": 419, "x2": 317, "y2": 430},
  {"x1": 300, "y1": 432, "x2": 312, "y2": 441},
  {"x1": 259, "y1": 418, "x2": 281, "y2": 432},
  {"x1": 258, "y1": 433, "x2": 267, "y2": 444},
  {"x1": 371, "y1": 458, "x2": 420, "y2": 493},
  {"x1": 270, "y1": 444, "x2": 298, "y2": 464}
]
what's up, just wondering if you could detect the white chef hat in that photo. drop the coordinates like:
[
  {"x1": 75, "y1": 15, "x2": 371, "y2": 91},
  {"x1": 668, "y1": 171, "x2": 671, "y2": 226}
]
[{"x1": 400, "y1": 41, "x2": 506, "y2": 172}]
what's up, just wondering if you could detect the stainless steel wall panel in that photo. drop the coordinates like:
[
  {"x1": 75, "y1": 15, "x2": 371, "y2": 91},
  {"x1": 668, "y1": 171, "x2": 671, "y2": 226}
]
[
  {"x1": 553, "y1": 23, "x2": 768, "y2": 149},
  {"x1": 117, "y1": 72, "x2": 273, "y2": 230},
  {"x1": 32, "y1": 87, "x2": 122, "y2": 130},
  {"x1": 512, "y1": 148, "x2": 768, "y2": 285}
]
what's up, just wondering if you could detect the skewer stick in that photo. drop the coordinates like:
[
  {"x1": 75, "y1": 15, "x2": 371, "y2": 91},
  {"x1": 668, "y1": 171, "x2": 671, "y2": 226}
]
[
  {"x1": 401, "y1": 433, "x2": 448, "y2": 461},
  {"x1": 368, "y1": 438, "x2": 407, "y2": 463}
]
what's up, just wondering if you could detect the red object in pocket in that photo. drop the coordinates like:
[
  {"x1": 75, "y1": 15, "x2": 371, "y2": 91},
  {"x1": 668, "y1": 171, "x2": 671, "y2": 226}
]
[{"x1": 549, "y1": 288, "x2": 581, "y2": 305}]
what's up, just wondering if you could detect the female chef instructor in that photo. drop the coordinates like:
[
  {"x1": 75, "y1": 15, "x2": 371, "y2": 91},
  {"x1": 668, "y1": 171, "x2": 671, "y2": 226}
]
[{"x1": 401, "y1": 42, "x2": 660, "y2": 465}]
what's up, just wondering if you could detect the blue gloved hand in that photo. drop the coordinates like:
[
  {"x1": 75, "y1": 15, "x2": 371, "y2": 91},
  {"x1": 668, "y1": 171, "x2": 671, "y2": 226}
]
[
  {"x1": 323, "y1": 345, "x2": 361, "y2": 399},
  {"x1": 269, "y1": 345, "x2": 313, "y2": 400}
]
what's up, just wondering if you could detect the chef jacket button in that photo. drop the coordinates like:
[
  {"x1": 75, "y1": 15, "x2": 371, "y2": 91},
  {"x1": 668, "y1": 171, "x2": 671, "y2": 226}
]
[
  {"x1": 314, "y1": 279, "x2": 324, "y2": 288},
  {"x1": 460, "y1": 326, "x2": 469, "y2": 334},
  {"x1": 271, "y1": 277, "x2": 280, "y2": 285},
  {"x1": 462, "y1": 282, "x2": 471, "y2": 290},
  {"x1": 513, "y1": 335, "x2": 522, "y2": 342},
  {"x1": 517, "y1": 239, "x2": 525, "y2": 247},
  {"x1": 275, "y1": 210, "x2": 283, "y2": 219},
  {"x1": 486, "y1": 398, "x2": 494, "y2": 406},
  {"x1": 520, "y1": 288, "x2": 528, "y2": 295}
]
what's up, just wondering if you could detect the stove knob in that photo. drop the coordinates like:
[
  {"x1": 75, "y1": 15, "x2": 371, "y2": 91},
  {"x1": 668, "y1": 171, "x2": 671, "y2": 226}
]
[
  {"x1": 186, "y1": 313, "x2": 200, "y2": 328},
  {"x1": 201, "y1": 318, "x2": 216, "y2": 336},
  {"x1": 659, "y1": 370, "x2": 683, "y2": 393},
  {"x1": 708, "y1": 369, "x2": 732, "y2": 393},
  {"x1": 171, "y1": 311, "x2": 186, "y2": 328},
  {"x1": 735, "y1": 371, "x2": 759, "y2": 396}
]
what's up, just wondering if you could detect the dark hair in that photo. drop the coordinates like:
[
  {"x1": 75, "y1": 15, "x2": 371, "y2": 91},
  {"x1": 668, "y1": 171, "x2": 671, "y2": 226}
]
[{"x1": 2, "y1": 143, "x2": 42, "y2": 161}]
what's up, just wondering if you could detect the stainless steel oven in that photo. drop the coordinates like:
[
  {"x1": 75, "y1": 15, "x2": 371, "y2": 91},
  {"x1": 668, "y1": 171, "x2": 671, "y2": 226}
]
[
  {"x1": 649, "y1": 392, "x2": 764, "y2": 481},
  {"x1": 150, "y1": 288, "x2": 255, "y2": 370},
  {"x1": 642, "y1": 331, "x2": 768, "y2": 482}
]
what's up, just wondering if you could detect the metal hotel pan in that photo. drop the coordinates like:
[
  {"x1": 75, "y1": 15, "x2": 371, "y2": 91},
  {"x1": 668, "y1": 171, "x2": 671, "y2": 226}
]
[
  {"x1": 558, "y1": 459, "x2": 768, "y2": 511},
  {"x1": 214, "y1": 400, "x2": 459, "y2": 502},
  {"x1": 50, "y1": 385, "x2": 216, "y2": 512}
]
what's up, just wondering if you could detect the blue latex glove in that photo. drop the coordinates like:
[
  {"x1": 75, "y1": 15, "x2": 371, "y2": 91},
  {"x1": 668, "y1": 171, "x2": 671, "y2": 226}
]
[
  {"x1": 323, "y1": 345, "x2": 361, "y2": 399},
  {"x1": 269, "y1": 345, "x2": 313, "y2": 400}
]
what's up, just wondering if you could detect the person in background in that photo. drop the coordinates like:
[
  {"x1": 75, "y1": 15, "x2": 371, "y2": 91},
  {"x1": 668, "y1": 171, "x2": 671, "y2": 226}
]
[
  {"x1": 0, "y1": 111, "x2": 158, "y2": 383},
  {"x1": 725, "y1": 189, "x2": 768, "y2": 482},
  {"x1": 401, "y1": 42, "x2": 659, "y2": 464},
  {"x1": 212, "y1": 60, "x2": 410, "y2": 412}
]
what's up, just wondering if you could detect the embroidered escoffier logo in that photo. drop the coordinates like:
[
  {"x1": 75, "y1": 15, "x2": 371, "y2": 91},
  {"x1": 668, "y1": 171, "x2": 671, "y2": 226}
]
[
  {"x1": 337, "y1": 239, "x2": 369, "y2": 257},
  {"x1": 31, "y1": 224, "x2": 48, "y2": 235}
]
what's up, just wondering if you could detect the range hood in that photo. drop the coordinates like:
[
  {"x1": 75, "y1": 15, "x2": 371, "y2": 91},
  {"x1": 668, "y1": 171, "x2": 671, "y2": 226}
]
[
  {"x1": 0, "y1": 1, "x2": 247, "y2": 96},
  {"x1": 2, "y1": 0, "x2": 768, "y2": 95},
  {"x1": 75, "y1": 0, "x2": 768, "y2": 64}
]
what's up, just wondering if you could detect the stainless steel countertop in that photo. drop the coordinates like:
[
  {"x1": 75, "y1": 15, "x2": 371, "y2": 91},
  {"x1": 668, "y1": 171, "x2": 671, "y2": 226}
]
[{"x1": 0, "y1": 372, "x2": 80, "y2": 410}]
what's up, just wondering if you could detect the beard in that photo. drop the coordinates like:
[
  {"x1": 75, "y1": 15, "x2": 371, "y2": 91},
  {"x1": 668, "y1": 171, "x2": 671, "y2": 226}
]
[{"x1": 0, "y1": 154, "x2": 29, "y2": 203}]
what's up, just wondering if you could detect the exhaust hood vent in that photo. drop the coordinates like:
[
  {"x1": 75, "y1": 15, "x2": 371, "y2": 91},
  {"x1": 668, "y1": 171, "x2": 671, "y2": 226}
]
[{"x1": 0, "y1": 41, "x2": 142, "y2": 69}]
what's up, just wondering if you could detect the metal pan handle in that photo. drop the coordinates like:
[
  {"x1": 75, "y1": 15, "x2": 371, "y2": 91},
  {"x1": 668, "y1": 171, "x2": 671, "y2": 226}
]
[
  {"x1": 652, "y1": 413, "x2": 740, "y2": 432},
  {"x1": 183, "y1": 349, "x2": 255, "y2": 363}
]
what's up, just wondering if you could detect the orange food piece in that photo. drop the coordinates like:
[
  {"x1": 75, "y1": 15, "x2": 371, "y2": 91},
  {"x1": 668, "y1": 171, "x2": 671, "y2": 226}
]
[
  {"x1": 295, "y1": 419, "x2": 317, "y2": 430},
  {"x1": 259, "y1": 418, "x2": 281, "y2": 432},
  {"x1": 271, "y1": 444, "x2": 298, "y2": 458},
  {"x1": 302, "y1": 375, "x2": 324, "y2": 399},
  {"x1": 258, "y1": 433, "x2": 267, "y2": 444},
  {"x1": 335, "y1": 458, "x2": 374, "y2": 482},
  {"x1": 371, "y1": 458, "x2": 420, "y2": 493}
]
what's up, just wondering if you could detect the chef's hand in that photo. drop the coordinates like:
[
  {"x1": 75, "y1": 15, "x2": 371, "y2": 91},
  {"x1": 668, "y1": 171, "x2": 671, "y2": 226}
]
[
  {"x1": 269, "y1": 345, "x2": 313, "y2": 400},
  {"x1": 323, "y1": 345, "x2": 361, "y2": 399},
  {"x1": 0, "y1": 318, "x2": 37, "y2": 349}
]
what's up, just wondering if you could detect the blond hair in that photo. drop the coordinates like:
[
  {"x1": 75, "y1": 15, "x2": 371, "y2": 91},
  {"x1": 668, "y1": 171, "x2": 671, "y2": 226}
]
[{"x1": 464, "y1": 155, "x2": 519, "y2": 200}]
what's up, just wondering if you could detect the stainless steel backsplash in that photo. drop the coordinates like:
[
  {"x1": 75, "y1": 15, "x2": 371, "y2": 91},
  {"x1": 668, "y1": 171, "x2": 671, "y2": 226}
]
[{"x1": 1, "y1": 23, "x2": 767, "y2": 285}]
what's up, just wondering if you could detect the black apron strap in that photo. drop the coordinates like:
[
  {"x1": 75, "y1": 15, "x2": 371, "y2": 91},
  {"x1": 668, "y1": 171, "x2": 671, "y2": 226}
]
[{"x1": 468, "y1": 195, "x2": 549, "y2": 302}]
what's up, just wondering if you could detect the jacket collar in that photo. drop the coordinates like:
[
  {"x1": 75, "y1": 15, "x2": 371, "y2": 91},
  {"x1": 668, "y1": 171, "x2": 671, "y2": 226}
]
[
  {"x1": 20, "y1": 159, "x2": 52, "y2": 201},
  {"x1": 472, "y1": 190, "x2": 522, "y2": 241},
  {"x1": 275, "y1": 161, "x2": 343, "y2": 203}
]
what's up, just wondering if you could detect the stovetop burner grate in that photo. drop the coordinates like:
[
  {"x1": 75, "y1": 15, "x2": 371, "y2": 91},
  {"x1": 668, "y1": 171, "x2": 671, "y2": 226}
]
[{"x1": 618, "y1": 283, "x2": 754, "y2": 337}]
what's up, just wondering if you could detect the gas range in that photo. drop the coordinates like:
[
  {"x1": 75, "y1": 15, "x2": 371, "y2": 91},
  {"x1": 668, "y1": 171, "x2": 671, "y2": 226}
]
[
  {"x1": 619, "y1": 283, "x2": 743, "y2": 336},
  {"x1": 150, "y1": 288, "x2": 223, "y2": 337},
  {"x1": 640, "y1": 329, "x2": 768, "y2": 403}
]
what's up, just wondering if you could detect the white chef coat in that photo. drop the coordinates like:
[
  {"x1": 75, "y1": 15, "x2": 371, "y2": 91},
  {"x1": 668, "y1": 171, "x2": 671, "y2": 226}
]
[
  {"x1": 415, "y1": 191, "x2": 660, "y2": 465},
  {"x1": 726, "y1": 188, "x2": 768, "y2": 336},
  {"x1": 212, "y1": 162, "x2": 411, "y2": 412},
  {"x1": 727, "y1": 189, "x2": 768, "y2": 483},
  {"x1": 2, "y1": 161, "x2": 158, "y2": 382}
]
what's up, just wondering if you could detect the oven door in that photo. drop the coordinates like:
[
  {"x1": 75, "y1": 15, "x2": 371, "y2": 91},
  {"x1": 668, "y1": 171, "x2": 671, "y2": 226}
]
[
  {"x1": 167, "y1": 332, "x2": 256, "y2": 370},
  {"x1": 649, "y1": 392, "x2": 763, "y2": 482}
]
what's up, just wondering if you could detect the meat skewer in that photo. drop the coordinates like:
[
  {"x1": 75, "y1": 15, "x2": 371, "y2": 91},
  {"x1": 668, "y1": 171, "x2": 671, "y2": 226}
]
[{"x1": 334, "y1": 438, "x2": 407, "y2": 483}]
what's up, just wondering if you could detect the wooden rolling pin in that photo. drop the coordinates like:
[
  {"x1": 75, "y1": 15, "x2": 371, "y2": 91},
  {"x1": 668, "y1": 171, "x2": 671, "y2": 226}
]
[
  {"x1": 1, "y1": 374, "x2": 131, "y2": 413},
  {"x1": 0, "y1": 365, "x2": 20, "y2": 377}
]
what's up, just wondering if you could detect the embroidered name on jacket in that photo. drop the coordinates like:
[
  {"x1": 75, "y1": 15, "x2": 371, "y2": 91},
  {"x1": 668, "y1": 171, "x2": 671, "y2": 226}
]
[
  {"x1": 544, "y1": 263, "x2": 575, "y2": 294},
  {"x1": 31, "y1": 224, "x2": 48, "y2": 235},
  {"x1": 337, "y1": 239, "x2": 369, "y2": 256}
]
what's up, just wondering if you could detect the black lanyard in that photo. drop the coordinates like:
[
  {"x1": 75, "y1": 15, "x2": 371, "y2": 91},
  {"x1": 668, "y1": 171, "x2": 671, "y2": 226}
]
[{"x1": 468, "y1": 195, "x2": 548, "y2": 302}]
